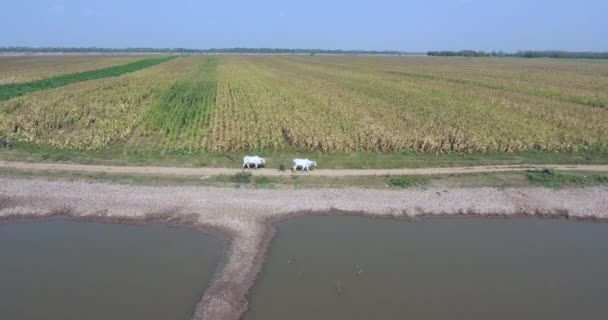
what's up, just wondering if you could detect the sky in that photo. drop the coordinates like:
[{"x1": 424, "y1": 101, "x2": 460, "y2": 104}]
[{"x1": 1, "y1": 0, "x2": 607, "y2": 52}]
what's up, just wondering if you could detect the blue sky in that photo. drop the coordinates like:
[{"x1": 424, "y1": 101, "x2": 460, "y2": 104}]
[{"x1": 2, "y1": 0, "x2": 606, "y2": 51}]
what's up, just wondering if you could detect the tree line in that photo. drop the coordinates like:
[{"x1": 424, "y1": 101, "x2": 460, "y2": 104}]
[
  {"x1": 427, "y1": 50, "x2": 608, "y2": 59},
  {"x1": 0, "y1": 47, "x2": 417, "y2": 55},
  {"x1": 4, "y1": 47, "x2": 605, "y2": 59}
]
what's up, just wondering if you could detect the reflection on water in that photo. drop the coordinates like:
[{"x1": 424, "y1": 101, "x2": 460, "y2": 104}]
[
  {"x1": 247, "y1": 215, "x2": 608, "y2": 320},
  {"x1": 0, "y1": 218, "x2": 222, "y2": 320}
]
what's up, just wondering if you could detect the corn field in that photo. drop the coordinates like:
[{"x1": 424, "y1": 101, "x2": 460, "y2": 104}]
[
  {"x1": 1, "y1": 55, "x2": 607, "y2": 153},
  {"x1": 0, "y1": 56, "x2": 175, "y2": 101},
  {"x1": 0, "y1": 55, "x2": 145, "y2": 85}
]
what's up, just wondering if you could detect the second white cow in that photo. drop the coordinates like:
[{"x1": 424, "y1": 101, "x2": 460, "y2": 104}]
[
  {"x1": 292, "y1": 158, "x2": 317, "y2": 172},
  {"x1": 243, "y1": 156, "x2": 266, "y2": 169}
]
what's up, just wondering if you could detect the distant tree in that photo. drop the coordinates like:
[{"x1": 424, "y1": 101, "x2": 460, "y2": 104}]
[
  {"x1": 426, "y1": 50, "x2": 608, "y2": 59},
  {"x1": 0, "y1": 47, "x2": 414, "y2": 55},
  {"x1": 512, "y1": 50, "x2": 608, "y2": 59}
]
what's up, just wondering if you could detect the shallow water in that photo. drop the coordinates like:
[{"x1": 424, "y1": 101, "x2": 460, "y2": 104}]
[
  {"x1": 247, "y1": 215, "x2": 608, "y2": 320},
  {"x1": 0, "y1": 218, "x2": 222, "y2": 320}
]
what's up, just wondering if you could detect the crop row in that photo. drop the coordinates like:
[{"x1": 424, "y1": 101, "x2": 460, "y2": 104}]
[{"x1": 142, "y1": 57, "x2": 218, "y2": 151}]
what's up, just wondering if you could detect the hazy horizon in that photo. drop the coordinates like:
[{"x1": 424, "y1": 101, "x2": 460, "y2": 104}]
[{"x1": 2, "y1": 0, "x2": 607, "y2": 52}]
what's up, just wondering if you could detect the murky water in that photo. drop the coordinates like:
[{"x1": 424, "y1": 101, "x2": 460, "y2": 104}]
[
  {"x1": 0, "y1": 218, "x2": 222, "y2": 320},
  {"x1": 247, "y1": 215, "x2": 608, "y2": 320}
]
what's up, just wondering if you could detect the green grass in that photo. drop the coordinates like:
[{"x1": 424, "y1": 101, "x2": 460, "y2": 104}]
[
  {"x1": 526, "y1": 168, "x2": 607, "y2": 188},
  {"x1": 227, "y1": 171, "x2": 253, "y2": 184},
  {"x1": 221, "y1": 172, "x2": 278, "y2": 187},
  {"x1": 595, "y1": 175, "x2": 608, "y2": 183},
  {"x1": 253, "y1": 175, "x2": 277, "y2": 188},
  {"x1": 0, "y1": 56, "x2": 176, "y2": 101},
  {"x1": 388, "y1": 175, "x2": 428, "y2": 188}
]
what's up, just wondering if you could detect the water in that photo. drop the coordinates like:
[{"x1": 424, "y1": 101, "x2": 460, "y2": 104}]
[
  {"x1": 0, "y1": 218, "x2": 223, "y2": 320},
  {"x1": 247, "y1": 215, "x2": 608, "y2": 320}
]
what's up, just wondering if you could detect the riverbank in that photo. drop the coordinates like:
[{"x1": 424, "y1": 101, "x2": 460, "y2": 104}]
[{"x1": 1, "y1": 177, "x2": 607, "y2": 320}]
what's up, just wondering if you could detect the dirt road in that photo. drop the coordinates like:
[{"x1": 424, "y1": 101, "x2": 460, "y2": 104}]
[{"x1": 1, "y1": 161, "x2": 608, "y2": 177}]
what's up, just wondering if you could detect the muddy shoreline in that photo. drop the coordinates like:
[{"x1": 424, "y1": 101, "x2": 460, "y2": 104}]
[{"x1": 1, "y1": 177, "x2": 607, "y2": 320}]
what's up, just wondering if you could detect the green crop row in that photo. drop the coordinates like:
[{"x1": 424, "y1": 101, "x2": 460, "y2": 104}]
[{"x1": 141, "y1": 57, "x2": 218, "y2": 151}]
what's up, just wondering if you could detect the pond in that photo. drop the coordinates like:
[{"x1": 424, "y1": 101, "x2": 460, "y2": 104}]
[
  {"x1": 0, "y1": 218, "x2": 223, "y2": 320},
  {"x1": 246, "y1": 215, "x2": 608, "y2": 320}
]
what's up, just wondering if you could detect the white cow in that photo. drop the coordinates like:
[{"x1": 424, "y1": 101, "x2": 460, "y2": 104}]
[
  {"x1": 292, "y1": 158, "x2": 317, "y2": 172},
  {"x1": 242, "y1": 156, "x2": 266, "y2": 169}
]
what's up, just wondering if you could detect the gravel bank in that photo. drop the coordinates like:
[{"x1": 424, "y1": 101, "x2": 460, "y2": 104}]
[{"x1": 1, "y1": 177, "x2": 607, "y2": 320}]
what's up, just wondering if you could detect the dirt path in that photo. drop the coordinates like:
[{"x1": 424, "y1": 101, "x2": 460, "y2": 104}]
[{"x1": 1, "y1": 161, "x2": 608, "y2": 177}]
